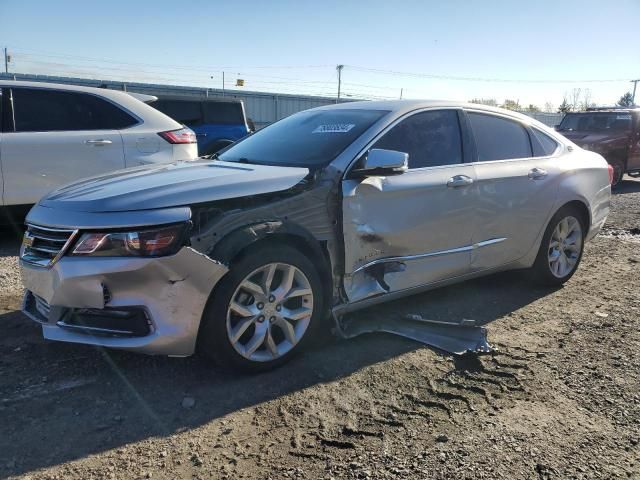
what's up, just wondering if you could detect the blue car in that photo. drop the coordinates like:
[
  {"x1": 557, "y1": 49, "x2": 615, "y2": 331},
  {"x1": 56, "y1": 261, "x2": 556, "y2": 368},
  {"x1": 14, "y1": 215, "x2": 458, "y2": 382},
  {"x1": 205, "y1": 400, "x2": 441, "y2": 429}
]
[{"x1": 152, "y1": 97, "x2": 252, "y2": 156}]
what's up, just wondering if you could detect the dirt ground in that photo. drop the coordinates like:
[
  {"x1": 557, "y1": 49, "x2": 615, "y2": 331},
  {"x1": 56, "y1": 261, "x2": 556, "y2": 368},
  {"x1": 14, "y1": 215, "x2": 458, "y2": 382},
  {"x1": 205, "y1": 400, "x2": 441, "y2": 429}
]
[{"x1": 1, "y1": 179, "x2": 639, "y2": 480}]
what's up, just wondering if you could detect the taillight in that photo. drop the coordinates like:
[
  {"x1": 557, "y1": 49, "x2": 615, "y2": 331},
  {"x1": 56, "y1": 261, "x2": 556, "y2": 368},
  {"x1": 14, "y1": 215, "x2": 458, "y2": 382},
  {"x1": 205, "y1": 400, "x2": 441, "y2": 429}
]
[
  {"x1": 607, "y1": 164, "x2": 614, "y2": 185},
  {"x1": 158, "y1": 127, "x2": 196, "y2": 144}
]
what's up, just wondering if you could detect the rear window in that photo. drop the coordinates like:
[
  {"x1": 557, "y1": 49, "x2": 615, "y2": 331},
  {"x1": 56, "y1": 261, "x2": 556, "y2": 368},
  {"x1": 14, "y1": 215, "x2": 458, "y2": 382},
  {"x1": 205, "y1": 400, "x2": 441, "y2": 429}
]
[
  {"x1": 531, "y1": 129, "x2": 559, "y2": 157},
  {"x1": 203, "y1": 102, "x2": 245, "y2": 124},
  {"x1": 153, "y1": 100, "x2": 203, "y2": 126},
  {"x1": 468, "y1": 112, "x2": 532, "y2": 161},
  {"x1": 12, "y1": 88, "x2": 137, "y2": 132},
  {"x1": 219, "y1": 109, "x2": 388, "y2": 168},
  {"x1": 559, "y1": 113, "x2": 632, "y2": 132}
]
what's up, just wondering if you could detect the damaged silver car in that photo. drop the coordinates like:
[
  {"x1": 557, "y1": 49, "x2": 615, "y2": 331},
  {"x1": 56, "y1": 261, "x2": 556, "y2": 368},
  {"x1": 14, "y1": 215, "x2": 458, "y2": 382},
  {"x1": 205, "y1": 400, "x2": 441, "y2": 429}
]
[{"x1": 19, "y1": 101, "x2": 612, "y2": 370}]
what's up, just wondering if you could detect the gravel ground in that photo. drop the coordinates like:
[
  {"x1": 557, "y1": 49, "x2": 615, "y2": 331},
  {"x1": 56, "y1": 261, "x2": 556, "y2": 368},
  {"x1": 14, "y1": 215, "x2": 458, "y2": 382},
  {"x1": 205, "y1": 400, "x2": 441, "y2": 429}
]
[{"x1": 1, "y1": 179, "x2": 639, "y2": 480}]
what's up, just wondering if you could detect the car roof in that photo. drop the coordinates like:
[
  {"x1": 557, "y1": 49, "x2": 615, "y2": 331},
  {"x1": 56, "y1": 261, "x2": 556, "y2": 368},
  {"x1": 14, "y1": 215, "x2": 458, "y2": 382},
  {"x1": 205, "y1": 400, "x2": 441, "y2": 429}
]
[
  {"x1": 154, "y1": 95, "x2": 244, "y2": 105},
  {"x1": 313, "y1": 99, "x2": 549, "y2": 128},
  {"x1": 0, "y1": 79, "x2": 181, "y2": 130}
]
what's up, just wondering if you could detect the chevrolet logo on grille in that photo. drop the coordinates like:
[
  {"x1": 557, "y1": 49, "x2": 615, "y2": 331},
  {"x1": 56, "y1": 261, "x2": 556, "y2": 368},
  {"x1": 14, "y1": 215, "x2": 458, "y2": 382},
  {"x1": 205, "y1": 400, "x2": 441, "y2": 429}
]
[{"x1": 22, "y1": 233, "x2": 35, "y2": 248}]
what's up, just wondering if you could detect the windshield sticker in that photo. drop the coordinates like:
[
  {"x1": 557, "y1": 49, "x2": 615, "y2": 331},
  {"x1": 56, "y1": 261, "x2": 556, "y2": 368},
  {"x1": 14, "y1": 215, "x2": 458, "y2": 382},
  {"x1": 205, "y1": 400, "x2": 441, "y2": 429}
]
[
  {"x1": 616, "y1": 115, "x2": 631, "y2": 120},
  {"x1": 312, "y1": 124, "x2": 355, "y2": 134}
]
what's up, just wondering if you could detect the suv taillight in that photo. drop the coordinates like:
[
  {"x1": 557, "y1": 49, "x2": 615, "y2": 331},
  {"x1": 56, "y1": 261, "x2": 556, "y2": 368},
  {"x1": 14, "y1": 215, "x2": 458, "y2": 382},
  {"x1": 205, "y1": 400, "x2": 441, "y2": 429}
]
[
  {"x1": 158, "y1": 127, "x2": 197, "y2": 144},
  {"x1": 607, "y1": 164, "x2": 614, "y2": 185}
]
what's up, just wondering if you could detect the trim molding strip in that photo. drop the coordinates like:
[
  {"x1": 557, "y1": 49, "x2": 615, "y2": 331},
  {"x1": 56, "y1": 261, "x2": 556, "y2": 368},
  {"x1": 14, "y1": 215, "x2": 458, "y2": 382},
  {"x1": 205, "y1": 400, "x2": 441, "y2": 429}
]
[{"x1": 352, "y1": 237, "x2": 507, "y2": 274}]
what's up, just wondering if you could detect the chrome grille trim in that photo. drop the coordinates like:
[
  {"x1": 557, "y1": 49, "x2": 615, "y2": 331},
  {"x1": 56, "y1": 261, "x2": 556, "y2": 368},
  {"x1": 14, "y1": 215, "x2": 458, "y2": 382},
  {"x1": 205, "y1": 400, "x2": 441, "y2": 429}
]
[{"x1": 20, "y1": 224, "x2": 79, "y2": 268}]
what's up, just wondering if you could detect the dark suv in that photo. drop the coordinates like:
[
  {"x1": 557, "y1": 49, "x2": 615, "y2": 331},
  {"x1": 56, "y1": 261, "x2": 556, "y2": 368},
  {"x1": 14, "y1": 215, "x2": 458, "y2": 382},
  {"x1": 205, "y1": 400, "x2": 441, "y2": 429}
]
[
  {"x1": 556, "y1": 108, "x2": 640, "y2": 185},
  {"x1": 152, "y1": 97, "x2": 252, "y2": 156}
]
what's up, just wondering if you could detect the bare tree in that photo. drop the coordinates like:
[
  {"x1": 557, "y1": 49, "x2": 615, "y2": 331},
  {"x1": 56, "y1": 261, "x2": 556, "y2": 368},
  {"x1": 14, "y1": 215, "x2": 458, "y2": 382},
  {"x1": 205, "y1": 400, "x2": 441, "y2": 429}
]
[
  {"x1": 469, "y1": 98, "x2": 498, "y2": 106},
  {"x1": 581, "y1": 89, "x2": 593, "y2": 110},
  {"x1": 544, "y1": 102, "x2": 555, "y2": 113},
  {"x1": 569, "y1": 88, "x2": 582, "y2": 111}
]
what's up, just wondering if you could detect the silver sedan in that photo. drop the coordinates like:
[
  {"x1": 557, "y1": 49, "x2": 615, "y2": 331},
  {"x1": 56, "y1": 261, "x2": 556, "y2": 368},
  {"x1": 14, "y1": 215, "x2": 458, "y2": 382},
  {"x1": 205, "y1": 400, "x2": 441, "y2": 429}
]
[{"x1": 19, "y1": 101, "x2": 611, "y2": 371}]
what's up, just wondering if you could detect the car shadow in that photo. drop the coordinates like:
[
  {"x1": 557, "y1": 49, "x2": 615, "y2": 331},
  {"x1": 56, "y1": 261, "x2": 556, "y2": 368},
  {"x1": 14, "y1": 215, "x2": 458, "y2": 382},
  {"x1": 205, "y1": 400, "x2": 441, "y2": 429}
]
[
  {"x1": 0, "y1": 270, "x2": 556, "y2": 477},
  {"x1": 613, "y1": 177, "x2": 640, "y2": 195},
  {"x1": 0, "y1": 227, "x2": 23, "y2": 257}
]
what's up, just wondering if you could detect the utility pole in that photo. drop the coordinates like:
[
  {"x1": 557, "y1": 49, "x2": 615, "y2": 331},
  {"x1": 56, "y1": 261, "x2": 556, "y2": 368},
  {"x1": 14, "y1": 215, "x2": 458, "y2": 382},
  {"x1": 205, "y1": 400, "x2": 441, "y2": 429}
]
[
  {"x1": 222, "y1": 71, "x2": 225, "y2": 97},
  {"x1": 400, "y1": 88, "x2": 403, "y2": 100},
  {"x1": 336, "y1": 64, "x2": 344, "y2": 103},
  {"x1": 4, "y1": 48, "x2": 8, "y2": 74},
  {"x1": 631, "y1": 79, "x2": 640, "y2": 105}
]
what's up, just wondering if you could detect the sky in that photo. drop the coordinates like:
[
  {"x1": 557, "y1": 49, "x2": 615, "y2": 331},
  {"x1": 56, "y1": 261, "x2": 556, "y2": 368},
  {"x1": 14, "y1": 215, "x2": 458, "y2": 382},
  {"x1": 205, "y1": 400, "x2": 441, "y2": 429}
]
[{"x1": 1, "y1": 0, "x2": 639, "y2": 109}]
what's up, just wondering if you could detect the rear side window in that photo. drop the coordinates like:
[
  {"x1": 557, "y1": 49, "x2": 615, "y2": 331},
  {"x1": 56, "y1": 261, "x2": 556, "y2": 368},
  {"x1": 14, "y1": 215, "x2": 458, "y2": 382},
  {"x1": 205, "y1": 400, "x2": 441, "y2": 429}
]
[
  {"x1": 153, "y1": 100, "x2": 203, "y2": 126},
  {"x1": 373, "y1": 109, "x2": 463, "y2": 169},
  {"x1": 468, "y1": 112, "x2": 532, "y2": 161},
  {"x1": 203, "y1": 102, "x2": 245, "y2": 124},
  {"x1": 531, "y1": 129, "x2": 559, "y2": 157},
  {"x1": 11, "y1": 88, "x2": 137, "y2": 132}
]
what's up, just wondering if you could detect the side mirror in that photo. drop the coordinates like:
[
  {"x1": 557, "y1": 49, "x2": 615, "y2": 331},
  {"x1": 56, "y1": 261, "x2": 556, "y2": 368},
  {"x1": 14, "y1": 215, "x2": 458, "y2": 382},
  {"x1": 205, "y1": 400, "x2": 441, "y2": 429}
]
[{"x1": 357, "y1": 148, "x2": 408, "y2": 175}]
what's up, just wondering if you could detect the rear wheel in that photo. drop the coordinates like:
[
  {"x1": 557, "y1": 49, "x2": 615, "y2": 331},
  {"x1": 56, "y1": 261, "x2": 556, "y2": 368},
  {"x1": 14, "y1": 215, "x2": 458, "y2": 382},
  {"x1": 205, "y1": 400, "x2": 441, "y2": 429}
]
[
  {"x1": 198, "y1": 245, "x2": 324, "y2": 372},
  {"x1": 531, "y1": 206, "x2": 585, "y2": 286}
]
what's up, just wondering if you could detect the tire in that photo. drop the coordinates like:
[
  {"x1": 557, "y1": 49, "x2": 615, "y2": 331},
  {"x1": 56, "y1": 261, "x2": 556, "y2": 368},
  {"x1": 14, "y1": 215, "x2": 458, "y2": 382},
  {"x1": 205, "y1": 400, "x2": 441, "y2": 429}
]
[
  {"x1": 609, "y1": 159, "x2": 624, "y2": 187},
  {"x1": 198, "y1": 244, "x2": 325, "y2": 372},
  {"x1": 531, "y1": 206, "x2": 586, "y2": 286}
]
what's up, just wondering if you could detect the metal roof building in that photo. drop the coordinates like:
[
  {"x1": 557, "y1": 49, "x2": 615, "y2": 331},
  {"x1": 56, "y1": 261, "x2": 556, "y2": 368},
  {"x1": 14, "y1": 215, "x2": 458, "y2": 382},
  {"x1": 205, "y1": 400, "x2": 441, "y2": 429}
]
[{"x1": 0, "y1": 72, "x2": 563, "y2": 127}]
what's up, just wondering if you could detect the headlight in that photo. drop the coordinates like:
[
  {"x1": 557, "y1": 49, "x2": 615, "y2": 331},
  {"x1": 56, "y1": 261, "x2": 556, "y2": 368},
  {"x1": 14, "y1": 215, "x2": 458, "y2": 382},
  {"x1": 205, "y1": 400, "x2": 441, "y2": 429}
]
[{"x1": 72, "y1": 224, "x2": 187, "y2": 257}]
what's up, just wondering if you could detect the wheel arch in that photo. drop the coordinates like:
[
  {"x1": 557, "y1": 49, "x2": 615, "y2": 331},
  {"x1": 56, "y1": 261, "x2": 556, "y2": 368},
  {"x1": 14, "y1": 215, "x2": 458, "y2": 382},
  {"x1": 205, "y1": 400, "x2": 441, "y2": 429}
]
[
  {"x1": 559, "y1": 199, "x2": 591, "y2": 232},
  {"x1": 208, "y1": 220, "x2": 334, "y2": 305}
]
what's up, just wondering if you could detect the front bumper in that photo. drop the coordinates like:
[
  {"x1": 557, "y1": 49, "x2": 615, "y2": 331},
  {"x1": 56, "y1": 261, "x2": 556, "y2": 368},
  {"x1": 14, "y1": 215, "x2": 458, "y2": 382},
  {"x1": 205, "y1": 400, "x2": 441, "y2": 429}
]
[{"x1": 20, "y1": 247, "x2": 228, "y2": 356}]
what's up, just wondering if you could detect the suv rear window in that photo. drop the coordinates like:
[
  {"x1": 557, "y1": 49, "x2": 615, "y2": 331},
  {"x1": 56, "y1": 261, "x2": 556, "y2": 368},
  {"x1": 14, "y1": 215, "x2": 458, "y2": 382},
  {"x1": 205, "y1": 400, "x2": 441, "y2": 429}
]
[
  {"x1": 203, "y1": 102, "x2": 245, "y2": 124},
  {"x1": 153, "y1": 100, "x2": 204, "y2": 126},
  {"x1": 559, "y1": 113, "x2": 632, "y2": 132},
  {"x1": 468, "y1": 112, "x2": 532, "y2": 161},
  {"x1": 11, "y1": 88, "x2": 137, "y2": 132}
]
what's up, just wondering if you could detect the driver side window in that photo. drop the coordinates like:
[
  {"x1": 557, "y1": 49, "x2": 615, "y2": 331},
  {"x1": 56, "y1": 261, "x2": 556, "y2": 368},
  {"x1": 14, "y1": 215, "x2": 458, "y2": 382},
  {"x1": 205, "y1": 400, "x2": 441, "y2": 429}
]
[{"x1": 372, "y1": 109, "x2": 463, "y2": 169}]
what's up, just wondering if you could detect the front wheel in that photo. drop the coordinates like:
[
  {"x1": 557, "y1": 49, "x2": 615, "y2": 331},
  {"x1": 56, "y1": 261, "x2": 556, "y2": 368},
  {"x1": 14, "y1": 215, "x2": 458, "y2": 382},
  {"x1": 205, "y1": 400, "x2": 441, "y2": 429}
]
[
  {"x1": 198, "y1": 245, "x2": 324, "y2": 372},
  {"x1": 531, "y1": 206, "x2": 585, "y2": 286}
]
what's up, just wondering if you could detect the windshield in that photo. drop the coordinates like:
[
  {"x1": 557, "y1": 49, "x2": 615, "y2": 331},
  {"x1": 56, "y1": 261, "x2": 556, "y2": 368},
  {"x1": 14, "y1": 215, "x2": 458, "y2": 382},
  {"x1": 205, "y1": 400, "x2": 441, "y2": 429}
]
[
  {"x1": 218, "y1": 108, "x2": 388, "y2": 167},
  {"x1": 559, "y1": 112, "x2": 632, "y2": 132}
]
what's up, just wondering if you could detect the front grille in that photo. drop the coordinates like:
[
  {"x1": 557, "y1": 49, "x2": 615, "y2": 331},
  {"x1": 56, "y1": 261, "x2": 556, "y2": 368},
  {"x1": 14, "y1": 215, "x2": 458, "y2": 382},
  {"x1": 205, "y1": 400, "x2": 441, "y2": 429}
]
[{"x1": 21, "y1": 224, "x2": 77, "y2": 267}]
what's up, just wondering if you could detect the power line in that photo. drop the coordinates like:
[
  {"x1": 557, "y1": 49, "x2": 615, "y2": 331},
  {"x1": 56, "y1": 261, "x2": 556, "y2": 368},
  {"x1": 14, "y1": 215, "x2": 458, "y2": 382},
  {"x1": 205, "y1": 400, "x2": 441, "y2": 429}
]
[{"x1": 345, "y1": 65, "x2": 632, "y2": 84}]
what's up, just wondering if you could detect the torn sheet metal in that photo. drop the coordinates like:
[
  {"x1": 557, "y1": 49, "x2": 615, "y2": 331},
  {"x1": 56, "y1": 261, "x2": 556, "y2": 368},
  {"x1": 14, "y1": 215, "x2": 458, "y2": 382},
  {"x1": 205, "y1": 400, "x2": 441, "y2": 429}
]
[{"x1": 333, "y1": 312, "x2": 493, "y2": 355}]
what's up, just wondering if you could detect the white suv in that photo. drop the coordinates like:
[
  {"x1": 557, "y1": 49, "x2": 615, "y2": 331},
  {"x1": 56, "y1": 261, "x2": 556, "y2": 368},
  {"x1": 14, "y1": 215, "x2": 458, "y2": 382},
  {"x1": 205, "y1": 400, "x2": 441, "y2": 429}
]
[{"x1": 0, "y1": 81, "x2": 197, "y2": 211}]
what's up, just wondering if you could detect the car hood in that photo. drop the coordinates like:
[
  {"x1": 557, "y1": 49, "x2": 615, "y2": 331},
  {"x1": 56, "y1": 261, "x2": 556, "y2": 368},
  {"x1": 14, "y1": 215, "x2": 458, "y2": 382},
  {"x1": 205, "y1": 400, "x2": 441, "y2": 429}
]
[
  {"x1": 39, "y1": 160, "x2": 309, "y2": 213},
  {"x1": 560, "y1": 131, "x2": 628, "y2": 146}
]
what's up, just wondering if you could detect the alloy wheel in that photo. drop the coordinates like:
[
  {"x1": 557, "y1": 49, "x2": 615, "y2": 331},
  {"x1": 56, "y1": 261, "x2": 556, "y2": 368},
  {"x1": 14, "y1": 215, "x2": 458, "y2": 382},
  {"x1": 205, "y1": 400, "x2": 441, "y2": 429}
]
[
  {"x1": 548, "y1": 216, "x2": 583, "y2": 278},
  {"x1": 226, "y1": 262, "x2": 314, "y2": 362}
]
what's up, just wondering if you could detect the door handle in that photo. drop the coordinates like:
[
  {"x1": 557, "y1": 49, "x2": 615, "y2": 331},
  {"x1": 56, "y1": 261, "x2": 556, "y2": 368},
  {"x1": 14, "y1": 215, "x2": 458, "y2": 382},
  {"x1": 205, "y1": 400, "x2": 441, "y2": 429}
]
[
  {"x1": 528, "y1": 167, "x2": 548, "y2": 180},
  {"x1": 85, "y1": 139, "x2": 113, "y2": 146},
  {"x1": 447, "y1": 175, "x2": 474, "y2": 188}
]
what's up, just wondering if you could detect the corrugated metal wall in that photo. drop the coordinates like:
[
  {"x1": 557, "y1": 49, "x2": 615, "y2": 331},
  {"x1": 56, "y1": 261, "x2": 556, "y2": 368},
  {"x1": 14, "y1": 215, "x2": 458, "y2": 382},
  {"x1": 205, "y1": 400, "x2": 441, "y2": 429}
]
[
  {"x1": 0, "y1": 73, "x2": 565, "y2": 128},
  {"x1": 0, "y1": 73, "x2": 348, "y2": 128}
]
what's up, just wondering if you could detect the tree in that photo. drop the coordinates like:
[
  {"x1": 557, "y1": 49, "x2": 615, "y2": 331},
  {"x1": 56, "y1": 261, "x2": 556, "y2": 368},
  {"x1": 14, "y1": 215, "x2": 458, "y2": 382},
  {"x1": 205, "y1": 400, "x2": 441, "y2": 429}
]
[
  {"x1": 469, "y1": 98, "x2": 498, "y2": 106},
  {"x1": 569, "y1": 88, "x2": 582, "y2": 111},
  {"x1": 558, "y1": 97, "x2": 572, "y2": 113},
  {"x1": 581, "y1": 89, "x2": 594, "y2": 110},
  {"x1": 501, "y1": 99, "x2": 520, "y2": 111},
  {"x1": 525, "y1": 104, "x2": 540, "y2": 112},
  {"x1": 617, "y1": 92, "x2": 634, "y2": 107},
  {"x1": 544, "y1": 102, "x2": 555, "y2": 113}
]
